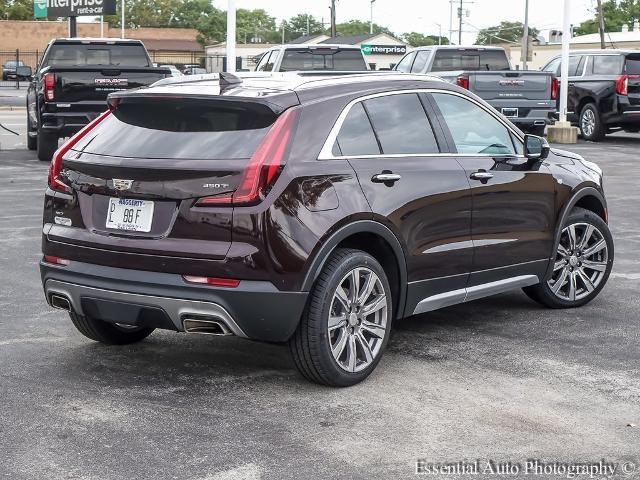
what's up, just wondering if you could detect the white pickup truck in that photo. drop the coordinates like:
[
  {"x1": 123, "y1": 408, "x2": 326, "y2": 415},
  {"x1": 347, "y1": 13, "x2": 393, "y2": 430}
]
[{"x1": 395, "y1": 45, "x2": 557, "y2": 135}]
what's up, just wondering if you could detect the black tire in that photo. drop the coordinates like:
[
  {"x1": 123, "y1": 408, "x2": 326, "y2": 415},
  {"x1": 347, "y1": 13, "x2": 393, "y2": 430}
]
[
  {"x1": 69, "y1": 312, "x2": 155, "y2": 345},
  {"x1": 288, "y1": 248, "x2": 393, "y2": 387},
  {"x1": 37, "y1": 128, "x2": 58, "y2": 162},
  {"x1": 579, "y1": 103, "x2": 606, "y2": 141},
  {"x1": 26, "y1": 116, "x2": 37, "y2": 151},
  {"x1": 523, "y1": 207, "x2": 614, "y2": 309}
]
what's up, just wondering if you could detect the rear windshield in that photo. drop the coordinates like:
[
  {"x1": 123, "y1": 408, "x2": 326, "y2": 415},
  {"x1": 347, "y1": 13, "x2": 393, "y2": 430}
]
[
  {"x1": 431, "y1": 49, "x2": 510, "y2": 71},
  {"x1": 43, "y1": 43, "x2": 151, "y2": 68},
  {"x1": 73, "y1": 99, "x2": 277, "y2": 160},
  {"x1": 280, "y1": 49, "x2": 367, "y2": 71},
  {"x1": 624, "y1": 54, "x2": 640, "y2": 74}
]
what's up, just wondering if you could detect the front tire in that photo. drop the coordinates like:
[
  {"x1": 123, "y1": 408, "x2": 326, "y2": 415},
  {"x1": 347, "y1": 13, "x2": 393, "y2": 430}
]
[
  {"x1": 289, "y1": 248, "x2": 393, "y2": 387},
  {"x1": 26, "y1": 116, "x2": 37, "y2": 151},
  {"x1": 69, "y1": 313, "x2": 155, "y2": 345},
  {"x1": 37, "y1": 129, "x2": 58, "y2": 162},
  {"x1": 579, "y1": 103, "x2": 606, "y2": 141},
  {"x1": 524, "y1": 207, "x2": 613, "y2": 308}
]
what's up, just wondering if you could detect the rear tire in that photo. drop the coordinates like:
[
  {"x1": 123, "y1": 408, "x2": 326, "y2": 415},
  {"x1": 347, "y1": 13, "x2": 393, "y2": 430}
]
[
  {"x1": 69, "y1": 312, "x2": 155, "y2": 345},
  {"x1": 289, "y1": 248, "x2": 393, "y2": 387},
  {"x1": 579, "y1": 103, "x2": 606, "y2": 141},
  {"x1": 37, "y1": 129, "x2": 57, "y2": 162},
  {"x1": 26, "y1": 116, "x2": 37, "y2": 151},
  {"x1": 523, "y1": 207, "x2": 613, "y2": 309}
]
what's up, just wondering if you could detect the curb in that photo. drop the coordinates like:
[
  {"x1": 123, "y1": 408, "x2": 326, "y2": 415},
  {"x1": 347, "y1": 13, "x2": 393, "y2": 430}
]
[{"x1": 0, "y1": 106, "x2": 26, "y2": 111}]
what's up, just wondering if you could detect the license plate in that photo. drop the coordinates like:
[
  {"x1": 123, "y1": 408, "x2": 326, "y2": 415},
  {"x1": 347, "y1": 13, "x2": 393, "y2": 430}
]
[
  {"x1": 502, "y1": 107, "x2": 519, "y2": 118},
  {"x1": 105, "y1": 198, "x2": 154, "y2": 232}
]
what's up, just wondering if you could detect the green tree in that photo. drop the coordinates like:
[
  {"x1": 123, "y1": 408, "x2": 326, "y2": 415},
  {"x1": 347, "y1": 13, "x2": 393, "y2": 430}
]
[
  {"x1": 172, "y1": 0, "x2": 215, "y2": 28},
  {"x1": 402, "y1": 32, "x2": 449, "y2": 47},
  {"x1": 236, "y1": 8, "x2": 279, "y2": 43},
  {"x1": 475, "y1": 21, "x2": 539, "y2": 45},
  {"x1": 332, "y1": 19, "x2": 394, "y2": 37},
  {"x1": 283, "y1": 14, "x2": 324, "y2": 42},
  {"x1": 1, "y1": 0, "x2": 34, "y2": 20},
  {"x1": 195, "y1": 7, "x2": 226, "y2": 46},
  {"x1": 574, "y1": 0, "x2": 639, "y2": 35}
]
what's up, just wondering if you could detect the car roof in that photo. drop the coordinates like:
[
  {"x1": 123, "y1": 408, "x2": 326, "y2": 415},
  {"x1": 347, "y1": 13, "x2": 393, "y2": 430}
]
[
  {"x1": 549, "y1": 49, "x2": 638, "y2": 56},
  {"x1": 411, "y1": 45, "x2": 506, "y2": 51},
  {"x1": 51, "y1": 38, "x2": 144, "y2": 44}
]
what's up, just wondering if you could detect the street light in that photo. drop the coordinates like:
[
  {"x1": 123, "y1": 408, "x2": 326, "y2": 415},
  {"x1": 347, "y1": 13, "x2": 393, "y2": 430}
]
[{"x1": 370, "y1": 0, "x2": 376, "y2": 35}]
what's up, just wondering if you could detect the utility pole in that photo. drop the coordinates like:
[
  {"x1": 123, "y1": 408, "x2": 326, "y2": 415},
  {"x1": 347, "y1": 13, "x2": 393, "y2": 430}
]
[
  {"x1": 306, "y1": 15, "x2": 310, "y2": 35},
  {"x1": 597, "y1": 0, "x2": 606, "y2": 49},
  {"x1": 370, "y1": 0, "x2": 376, "y2": 35},
  {"x1": 121, "y1": 0, "x2": 125, "y2": 38},
  {"x1": 69, "y1": 17, "x2": 77, "y2": 37},
  {"x1": 522, "y1": 0, "x2": 529, "y2": 70},
  {"x1": 458, "y1": 0, "x2": 463, "y2": 44},
  {"x1": 330, "y1": 0, "x2": 337, "y2": 38},
  {"x1": 449, "y1": 1, "x2": 453, "y2": 44},
  {"x1": 281, "y1": 21, "x2": 285, "y2": 44},
  {"x1": 226, "y1": 0, "x2": 236, "y2": 72}
]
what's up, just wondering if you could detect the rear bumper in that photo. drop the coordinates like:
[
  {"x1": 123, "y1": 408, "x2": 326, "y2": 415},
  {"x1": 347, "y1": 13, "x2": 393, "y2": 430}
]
[
  {"x1": 40, "y1": 261, "x2": 308, "y2": 342},
  {"x1": 40, "y1": 103, "x2": 106, "y2": 137},
  {"x1": 488, "y1": 100, "x2": 556, "y2": 128}
]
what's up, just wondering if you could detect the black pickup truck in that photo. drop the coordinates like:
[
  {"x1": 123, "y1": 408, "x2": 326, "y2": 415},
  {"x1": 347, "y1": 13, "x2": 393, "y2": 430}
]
[
  {"x1": 542, "y1": 49, "x2": 640, "y2": 141},
  {"x1": 27, "y1": 38, "x2": 170, "y2": 161}
]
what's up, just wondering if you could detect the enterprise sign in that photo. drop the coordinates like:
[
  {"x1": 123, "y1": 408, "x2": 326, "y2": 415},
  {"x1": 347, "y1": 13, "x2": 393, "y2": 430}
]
[
  {"x1": 361, "y1": 44, "x2": 407, "y2": 55},
  {"x1": 34, "y1": 0, "x2": 117, "y2": 18}
]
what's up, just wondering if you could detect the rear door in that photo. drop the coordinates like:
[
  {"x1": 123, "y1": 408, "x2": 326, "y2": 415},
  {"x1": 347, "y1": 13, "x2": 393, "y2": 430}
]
[
  {"x1": 331, "y1": 92, "x2": 473, "y2": 311},
  {"x1": 429, "y1": 91, "x2": 556, "y2": 284}
]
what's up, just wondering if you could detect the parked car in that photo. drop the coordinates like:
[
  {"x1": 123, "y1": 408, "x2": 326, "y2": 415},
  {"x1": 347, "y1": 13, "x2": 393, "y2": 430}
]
[
  {"x1": 395, "y1": 46, "x2": 557, "y2": 136},
  {"x1": 542, "y1": 49, "x2": 640, "y2": 141},
  {"x1": 40, "y1": 72, "x2": 613, "y2": 387},
  {"x1": 182, "y1": 65, "x2": 206, "y2": 75},
  {"x1": 160, "y1": 64, "x2": 183, "y2": 77},
  {"x1": 2, "y1": 60, "x2": 28, "y2": 80},
  {"x1": 255, "y1": 44, "x2": 369, "y2": 72},
  {"x1": 26, "y1": 38, "x2": 171, "y2": 162}
]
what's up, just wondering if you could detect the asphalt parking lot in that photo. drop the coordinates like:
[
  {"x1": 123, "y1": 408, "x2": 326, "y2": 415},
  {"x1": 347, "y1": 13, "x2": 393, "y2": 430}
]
[{"x1": 0, "y1": 109, "x2": 638, "y2": 479}]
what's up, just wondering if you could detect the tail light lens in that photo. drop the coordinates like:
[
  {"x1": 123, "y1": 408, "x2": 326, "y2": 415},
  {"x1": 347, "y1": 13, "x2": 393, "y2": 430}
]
[
  {"x1": 48, "y1": 110, "x2": 111, "y2": 193},
  {"x1": 551, "y1": 76, "x2": 559, "y2": 100},
  {"x1": 196, "y1": 107, "x2": 299, "y2": 207},
  {"x1": 616, "y1": 74, "x2": 639, "y2": 95},
  {"x1": 44, "y1": 72, "x2": 55, "y2": 102},
  {"x1": 182, "y1": 275, "x2": 240, "y2": 288},
  {"x1": 43, "y1": 255, "x2": 70, "y2": 266},
  {"x1": 456, "y1": 74, "x2": 469, "y2": 90}
]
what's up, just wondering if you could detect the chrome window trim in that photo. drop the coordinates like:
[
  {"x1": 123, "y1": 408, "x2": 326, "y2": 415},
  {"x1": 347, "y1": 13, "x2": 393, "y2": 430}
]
[{"x1": 318, "y1": 88, "x2": 525, "y2": 160}]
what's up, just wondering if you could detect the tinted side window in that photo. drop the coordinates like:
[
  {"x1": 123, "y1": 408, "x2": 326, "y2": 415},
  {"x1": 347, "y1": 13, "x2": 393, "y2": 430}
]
[
  {"x1": 592, "y1": 55, "x2": 624, "y2": 74},
  {"x1": 411, "y1": 51, "x2": 430, "y2": 73},
  {"x1": 364, "y1": 93, "x2": 439, "y2": 155},
  {"x1": 255, "y1": 51, "x2": 273, "y2": 71},
  {"x1": 432, "y1": 93, "x2": 515, "y2": 155},
  {"x1": 568, "y1": 55, "x2": 582, "y2": 76},
  {"x1": 543, "y1": 57, "x2": 561, "y2": 75},
  {"x1": 335, "y1": 103, "x2": 380, "y2": 156},
  {"x1": 394, "y1": 52, "x2": 416, "y2": 72}
]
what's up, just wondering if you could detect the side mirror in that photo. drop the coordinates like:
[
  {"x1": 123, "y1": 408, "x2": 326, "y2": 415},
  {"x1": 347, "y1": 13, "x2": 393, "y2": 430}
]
[
  {"x1": 524, "y1": 134, "x2": 550, "y2": 161},
  {"x1": 16, "y1": 65, "x2": 32, "y2": 79}
]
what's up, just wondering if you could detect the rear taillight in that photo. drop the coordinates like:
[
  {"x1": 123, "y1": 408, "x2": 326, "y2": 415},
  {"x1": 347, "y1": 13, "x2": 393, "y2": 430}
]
[
  {"x1": 48, "y1": 110, "x2": 111, "y2": 193},
  {"x1": 456, "y1": 74, "x2": 469, "y2": 90},
  {"x1": 615, "y1": 74, "x2": 640, "y2": 95},
  {"x1": 43, "y1": 255, "x2": 70, "y2": 266},
  {"x1": 196, "y1": 107, "x2": 298, "y2": 207},
  {"x1": 182, "y1": 275, "x2": 240, "y2": 288},
  {"x1": 44, "y1": 72, "x2": 55, "y2": 102},
  {"x1": 551, "y1": 76, "x2": 559, "y2": 100}
]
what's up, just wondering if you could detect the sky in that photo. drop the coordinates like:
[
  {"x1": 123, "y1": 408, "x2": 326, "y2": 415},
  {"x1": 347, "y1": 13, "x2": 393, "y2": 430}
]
[{"x1": 212, "y1": 0, "x2": 599, "y2": 43}]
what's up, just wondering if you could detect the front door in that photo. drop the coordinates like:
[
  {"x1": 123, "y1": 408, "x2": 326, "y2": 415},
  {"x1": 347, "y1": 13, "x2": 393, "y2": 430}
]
[
  {"x1": 429, "y1": 91, "x2": 556, "y2": 286},
  {"x1": 329, "y1": 92, "x2": 473, "y2": 314}
]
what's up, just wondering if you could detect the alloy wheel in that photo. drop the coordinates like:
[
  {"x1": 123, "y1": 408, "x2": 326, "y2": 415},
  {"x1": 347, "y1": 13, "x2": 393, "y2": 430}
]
[
  {"x1": 581, "y1": 109, "x2": 596, "y2": 137},
  {"x1": 328, "y1": 267, "x2": 389, "y2": 373},
  {"x1": 548, "y1": 222, "x2": 609, "y2": 302}
]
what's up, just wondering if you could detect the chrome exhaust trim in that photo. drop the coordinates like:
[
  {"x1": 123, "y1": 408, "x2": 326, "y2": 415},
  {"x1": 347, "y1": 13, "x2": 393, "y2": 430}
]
[
  {"x1": 50, "y1": 294, "x2": 72, "y2": 312},
  {"x1": 183, "y1": 318, "x2": 234, "y2": 336}
]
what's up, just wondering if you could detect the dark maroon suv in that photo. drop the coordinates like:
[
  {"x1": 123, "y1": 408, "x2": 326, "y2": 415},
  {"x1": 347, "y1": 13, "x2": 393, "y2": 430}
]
[{"x1": 40, "y1": 73, "x2": 614, "y2": 386}]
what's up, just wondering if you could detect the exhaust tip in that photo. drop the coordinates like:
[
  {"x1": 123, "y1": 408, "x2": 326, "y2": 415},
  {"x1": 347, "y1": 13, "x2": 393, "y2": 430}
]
[
  {"x1": 50, "y1": 294, "x2": 72, "y2": 312},
  {"x1": 183, "y1": 318, "x2": 233, "y2": 336}
]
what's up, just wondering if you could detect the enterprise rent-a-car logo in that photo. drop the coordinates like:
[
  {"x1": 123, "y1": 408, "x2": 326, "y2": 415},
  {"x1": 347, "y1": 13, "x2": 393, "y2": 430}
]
[
  {"x1": 361, "y1": 44, "x2": 407, "y2": 55},
  {"x1": 34, "y1": 0, "x2": 117, "y2": 19}
]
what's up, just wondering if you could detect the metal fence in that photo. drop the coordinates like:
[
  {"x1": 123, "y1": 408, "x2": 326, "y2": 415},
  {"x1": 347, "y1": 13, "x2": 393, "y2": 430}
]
[{"x1": 0, "y1": 50, "x2": 41, "y2": 88}]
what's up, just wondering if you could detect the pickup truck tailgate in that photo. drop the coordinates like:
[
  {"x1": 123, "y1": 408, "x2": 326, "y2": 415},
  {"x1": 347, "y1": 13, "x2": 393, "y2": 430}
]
[
  {"x1": 50, "y1": 67, "x2": 170, "y2": 103},
  {"x1": 471, "y1": 72, "x2": 553, "y2": 101}
]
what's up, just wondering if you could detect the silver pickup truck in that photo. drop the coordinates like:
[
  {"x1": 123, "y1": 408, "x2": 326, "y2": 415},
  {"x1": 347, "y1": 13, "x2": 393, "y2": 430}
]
[{"x1": 395, "y1": 46, "x2": 557, "y2": 135}]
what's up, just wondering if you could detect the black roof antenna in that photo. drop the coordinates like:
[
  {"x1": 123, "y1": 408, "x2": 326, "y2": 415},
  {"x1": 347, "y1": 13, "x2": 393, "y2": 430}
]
[{"x1": 219, "y1": 72, "x2": 242, "y2": 87}]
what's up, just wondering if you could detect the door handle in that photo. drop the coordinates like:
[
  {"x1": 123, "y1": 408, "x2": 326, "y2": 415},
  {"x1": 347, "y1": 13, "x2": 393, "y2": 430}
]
[
  {"x1": 372, "y1": 173, "x2": 401, "y2": 183},
  {"x1": 470, "y1": 171, "x2": 494, "y2": 181}
]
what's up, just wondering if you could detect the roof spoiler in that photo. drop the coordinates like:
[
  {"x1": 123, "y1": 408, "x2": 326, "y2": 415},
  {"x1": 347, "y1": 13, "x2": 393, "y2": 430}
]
[{"x1": 149, "y1": 71, "x2": 243, "y2": 88}]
